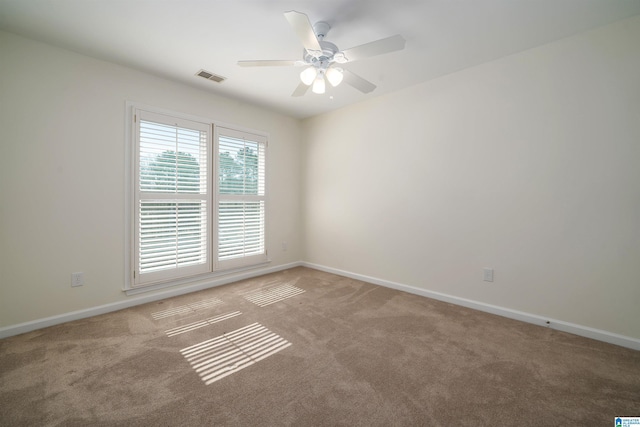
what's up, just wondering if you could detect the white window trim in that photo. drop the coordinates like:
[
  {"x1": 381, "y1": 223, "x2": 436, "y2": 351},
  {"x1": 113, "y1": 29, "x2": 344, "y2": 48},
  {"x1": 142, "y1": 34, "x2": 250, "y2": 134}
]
[{"x1": 123, "y1": 101, "x2": 270, "y2": 293}]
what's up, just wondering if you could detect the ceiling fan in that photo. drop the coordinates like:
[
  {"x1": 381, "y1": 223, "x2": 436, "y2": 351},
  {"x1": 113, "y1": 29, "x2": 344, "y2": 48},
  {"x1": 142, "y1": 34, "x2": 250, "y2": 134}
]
[{"x1": 238, "y1": 11, "x2": 405, "y2": 97}]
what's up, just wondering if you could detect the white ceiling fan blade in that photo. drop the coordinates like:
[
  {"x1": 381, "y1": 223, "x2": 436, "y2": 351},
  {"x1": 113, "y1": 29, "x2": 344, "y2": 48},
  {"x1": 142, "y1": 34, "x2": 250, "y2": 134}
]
[
  {"x1": 291, "y1": 82, "x2": 310, "y2": 97},
  {"x1": 238, "y1": 60, "x2": 302, "y2": 67},
  {"x1": 343, "y1": 69, "x2": 376, "y2": 94},
  {"x1": 284, "y1": 11, "x2": 322, "y2": 56},
  {"x1": 341, "y1": 34, "x2": 405, "y2": 62}
]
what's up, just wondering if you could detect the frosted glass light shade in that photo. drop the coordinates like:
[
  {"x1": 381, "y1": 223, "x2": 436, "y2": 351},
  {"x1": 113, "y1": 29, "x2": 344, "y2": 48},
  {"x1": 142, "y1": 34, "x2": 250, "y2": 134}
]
[
  {"x1": 312, "y1": 74, "x2": 326, "y2": 94},
  {"x1": 325, "y1": 67, "x2": 344, "y2": 87},
  {"x1": 300, "y1": 67, "x2": 317, "y2": 86}
]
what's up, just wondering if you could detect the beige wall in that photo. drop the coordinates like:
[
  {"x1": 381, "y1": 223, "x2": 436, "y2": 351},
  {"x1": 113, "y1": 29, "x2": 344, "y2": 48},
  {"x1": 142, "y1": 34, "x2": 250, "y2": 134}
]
[
  {"x1": 0, "y1": 31, "x2": 302, "y2": 328},
  {"x1": 302, "y1": 16, "x2": 640, "y2": 340}
]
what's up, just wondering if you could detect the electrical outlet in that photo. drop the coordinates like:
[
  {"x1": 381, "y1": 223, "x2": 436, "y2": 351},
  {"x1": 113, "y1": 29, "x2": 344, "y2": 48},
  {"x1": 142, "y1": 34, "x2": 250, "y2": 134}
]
[
  {"x1": 483, "y1": 268, "x2": 494, "y2": 282},
  {"x1": 282, "y1": 242, "x2": 287, "y2": 251},
  {"x1": 71, "y1": 272, "x2": 84, "y2": 287}
]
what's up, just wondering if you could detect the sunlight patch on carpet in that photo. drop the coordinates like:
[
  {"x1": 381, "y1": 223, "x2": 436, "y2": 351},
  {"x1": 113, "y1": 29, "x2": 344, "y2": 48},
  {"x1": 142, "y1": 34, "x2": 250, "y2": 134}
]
[
  {"x1": 151, "y1": 297, "x2": 224, "y2": 320},
  {"x1": 180, "y1": 322, "x2": 291, "y2": 385},
  {"x1": 242, "y1": 284, "x2": 305, "y2": 307},
  {"x1": 165, "y1": 311, "x2": 242, "y2": 337}
]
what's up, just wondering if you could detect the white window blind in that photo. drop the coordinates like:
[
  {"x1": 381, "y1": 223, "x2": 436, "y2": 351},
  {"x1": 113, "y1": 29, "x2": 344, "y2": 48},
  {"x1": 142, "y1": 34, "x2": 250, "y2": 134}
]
[
  {"x1": 129, "y1": 106, "x2": 268, "y2": 291},
  {"x1": 216, "y1": 127, "x2": 267, "y2": 269},
  {"x1": 135, "y1": 110, "x2": 211, "y2": 285}
]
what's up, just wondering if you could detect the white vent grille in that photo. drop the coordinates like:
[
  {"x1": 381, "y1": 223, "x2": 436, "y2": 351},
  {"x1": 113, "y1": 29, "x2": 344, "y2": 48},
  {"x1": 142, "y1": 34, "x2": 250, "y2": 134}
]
[{"x1": 196, "y1": 69, "x2": 226, "y2": 83}]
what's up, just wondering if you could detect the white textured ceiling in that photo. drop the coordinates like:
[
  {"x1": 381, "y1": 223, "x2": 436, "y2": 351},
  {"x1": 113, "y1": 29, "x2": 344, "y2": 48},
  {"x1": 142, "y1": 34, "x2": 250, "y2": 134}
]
[{"x1": 1, "y1": 0, "x2": 640, "y2": 119}]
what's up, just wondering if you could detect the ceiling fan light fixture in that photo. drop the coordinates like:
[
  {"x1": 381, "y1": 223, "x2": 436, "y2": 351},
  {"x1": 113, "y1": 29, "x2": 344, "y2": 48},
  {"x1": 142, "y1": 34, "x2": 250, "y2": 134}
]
[
  {"x1": 325, "y1": 67, "x2": 344, "y2": 87},
  {"x1": 239, "y1": 11, "x2": 405, "y2": 97},
  {"x1": 300, "y1": 66, "x2": 317, "y2": 85},
  {"x1": 312, "y1": 74, "x2": 326, "y2": 94}
]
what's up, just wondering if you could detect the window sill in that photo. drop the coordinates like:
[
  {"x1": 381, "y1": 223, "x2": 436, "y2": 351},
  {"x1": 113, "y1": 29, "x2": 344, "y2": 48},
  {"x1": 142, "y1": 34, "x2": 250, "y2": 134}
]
[{"x1": 123, "y1": 260, "x2": 271, "y2": 296}]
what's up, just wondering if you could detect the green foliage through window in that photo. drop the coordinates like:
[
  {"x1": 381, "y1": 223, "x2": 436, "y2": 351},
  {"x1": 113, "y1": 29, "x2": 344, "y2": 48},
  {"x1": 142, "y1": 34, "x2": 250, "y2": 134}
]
[
  {"x1": 141, "y1": 150, "x2": 201, "y2": 193},
  {"x1": 219, "y1": 137, "x2": 261, "y2": 195}
]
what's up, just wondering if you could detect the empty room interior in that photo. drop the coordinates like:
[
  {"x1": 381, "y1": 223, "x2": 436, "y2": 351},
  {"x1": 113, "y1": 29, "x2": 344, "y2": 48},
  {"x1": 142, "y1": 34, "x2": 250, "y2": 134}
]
[{"x1": 1, "y1": 0, "x2": 639, "y2": 425}]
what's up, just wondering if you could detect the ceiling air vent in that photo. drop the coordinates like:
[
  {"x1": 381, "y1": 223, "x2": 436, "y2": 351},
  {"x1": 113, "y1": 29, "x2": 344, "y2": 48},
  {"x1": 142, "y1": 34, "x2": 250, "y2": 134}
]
[{"x1": 195, "y1": 69, "x2": 226, "y2": 83}]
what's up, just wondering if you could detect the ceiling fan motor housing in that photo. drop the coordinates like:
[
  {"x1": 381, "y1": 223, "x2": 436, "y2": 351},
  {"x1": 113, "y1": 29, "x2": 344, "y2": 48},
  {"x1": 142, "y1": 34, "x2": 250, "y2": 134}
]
[
  {"x1": 304, "y1": 40, "x2": 339, "y2": 66},
  {"x1": 302, "y1": 21, "x2": 340, "y2": 69}
]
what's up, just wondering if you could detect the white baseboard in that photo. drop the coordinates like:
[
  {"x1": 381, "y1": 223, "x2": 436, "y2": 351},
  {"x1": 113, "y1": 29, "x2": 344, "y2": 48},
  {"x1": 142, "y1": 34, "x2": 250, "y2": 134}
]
[
  {"x1": 301, "y1": 261, "x2": 640, "y2": 351},
  {"x1": 3, "y1": 260, "x2": 638, "y2": 351},
  {"x1": 0, "y1": 262, "x2": 302, "y2": 340}
]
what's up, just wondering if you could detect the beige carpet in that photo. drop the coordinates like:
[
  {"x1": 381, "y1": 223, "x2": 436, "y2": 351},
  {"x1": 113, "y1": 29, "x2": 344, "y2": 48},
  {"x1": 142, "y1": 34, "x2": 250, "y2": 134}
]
[{"x1": 1, "y1": 267, "x2": 639, "y2": 426}]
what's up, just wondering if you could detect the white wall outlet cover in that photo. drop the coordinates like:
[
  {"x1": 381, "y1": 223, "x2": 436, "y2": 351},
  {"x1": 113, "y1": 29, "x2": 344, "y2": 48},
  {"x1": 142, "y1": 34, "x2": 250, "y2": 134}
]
[
  {"x1": 71, "y1": 272, "x2": 84, "y2": 287},
  {"x1": 483, "y1": 268, "x2": 494, "y2": 282}
]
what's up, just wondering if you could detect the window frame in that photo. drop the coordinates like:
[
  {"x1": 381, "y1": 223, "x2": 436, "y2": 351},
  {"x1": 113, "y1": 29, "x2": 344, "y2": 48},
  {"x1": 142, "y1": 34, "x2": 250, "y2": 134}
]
[
  {"x1": 215, "y1": 126, "x2": 268, "y2": 271},
  {"x1": 124, "y1": 102, "x2": 269, "y2": 293},
  {"x1": 134, "y1": 109, "x2": 213, "y2": 286}
]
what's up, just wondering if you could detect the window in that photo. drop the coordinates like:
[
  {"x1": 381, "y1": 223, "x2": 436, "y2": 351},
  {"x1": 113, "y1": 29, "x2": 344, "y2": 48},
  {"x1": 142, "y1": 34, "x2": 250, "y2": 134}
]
[
  {"x1": 216, "y1": 127, "x2": 267, "y2": 270},
  {"x1": 130, "y1": 107, "x2": 267, "y2": 289}
]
